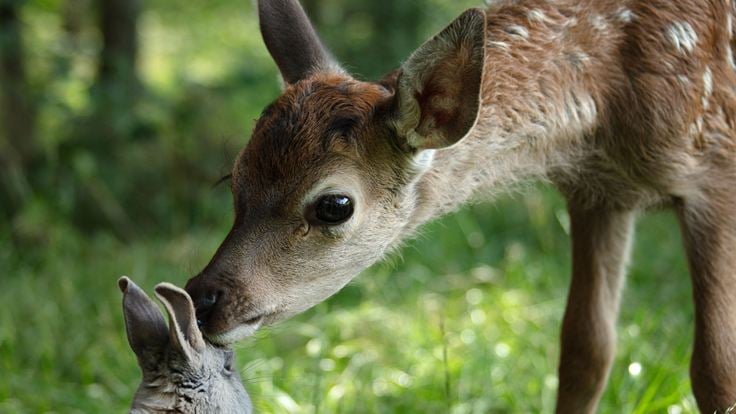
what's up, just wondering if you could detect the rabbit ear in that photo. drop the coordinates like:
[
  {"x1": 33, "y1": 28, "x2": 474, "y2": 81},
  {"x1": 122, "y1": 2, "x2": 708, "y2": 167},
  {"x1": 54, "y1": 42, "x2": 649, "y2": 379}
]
[
  {"x1": 155, "y1": 282, "x2": 206, "y2": 360},
  {"x1": 119, "y1": 277, "x2": 168, "y2": 361}
]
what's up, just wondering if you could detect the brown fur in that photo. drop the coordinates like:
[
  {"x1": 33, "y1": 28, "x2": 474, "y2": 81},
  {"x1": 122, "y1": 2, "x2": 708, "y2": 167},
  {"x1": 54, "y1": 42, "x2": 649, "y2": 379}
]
[{"x1": 187, "y1": 1, "x2": 736, "y2": 412}]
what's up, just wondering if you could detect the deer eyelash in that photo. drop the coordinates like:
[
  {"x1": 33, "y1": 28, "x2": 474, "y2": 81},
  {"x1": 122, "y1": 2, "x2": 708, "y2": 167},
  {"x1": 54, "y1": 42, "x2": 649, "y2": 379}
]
[{"x1": 214, "y1": 173, "x2": 232, "y2": 188}]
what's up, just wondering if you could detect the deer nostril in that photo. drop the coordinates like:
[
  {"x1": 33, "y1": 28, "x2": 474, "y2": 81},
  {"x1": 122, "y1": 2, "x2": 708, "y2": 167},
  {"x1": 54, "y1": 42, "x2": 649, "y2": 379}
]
[{"x1": 194, "y1": 290, "x2": 221, "y2": 328}]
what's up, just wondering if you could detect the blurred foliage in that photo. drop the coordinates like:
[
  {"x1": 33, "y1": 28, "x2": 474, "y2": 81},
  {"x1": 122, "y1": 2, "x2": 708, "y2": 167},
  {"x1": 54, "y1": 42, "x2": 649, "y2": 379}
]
[
  {"x1": 0, "y1": 0, "x2": 697, "y2": 412},
  {"x1": 0, "y1": 0, "x2": 479, "y2": 243}
]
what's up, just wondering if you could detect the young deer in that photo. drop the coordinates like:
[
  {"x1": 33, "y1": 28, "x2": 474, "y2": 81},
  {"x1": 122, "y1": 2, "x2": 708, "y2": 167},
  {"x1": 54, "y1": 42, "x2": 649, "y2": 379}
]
[
  {"x1": 119, "y1": 277, "x2": 252, "y2": 413},
  {"x1": 185, "y1": 0, "x2": 736, "y2": 411}
]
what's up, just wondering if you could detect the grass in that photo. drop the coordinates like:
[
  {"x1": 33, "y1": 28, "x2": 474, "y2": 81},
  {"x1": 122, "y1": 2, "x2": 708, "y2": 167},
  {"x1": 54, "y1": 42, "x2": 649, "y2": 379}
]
[{"x1": 0, "y1": 187, "x2": 699, "y2": 413}]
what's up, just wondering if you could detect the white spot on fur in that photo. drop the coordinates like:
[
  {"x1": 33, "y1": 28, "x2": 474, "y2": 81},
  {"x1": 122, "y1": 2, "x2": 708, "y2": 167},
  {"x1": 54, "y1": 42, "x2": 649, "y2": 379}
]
[
  {"x1": 688, "y1": 122, "x2": 699, "y2": 136},
  {"x1": 528, "y1": 9, "x2": 548, "y2": 23},
  {"x1": 413, "y1": 149, "x2": 436, "y2": 173},
  {"x1": 488, "y1": 40, "x2": 510, "y2": 50},
  {"x1": 561, "y1": 91, "x2": 597, "y2": 127},
  {"x1": 666, "y1": 21, "x2": 698, "y2": 53},
  {"x1": 576, "y1": 94, "x2": 598, "y2": 125},
  {"x1": 505, "y1": 24, "x2": 529, "y2": 39},
  {"x1": 692, "y1": 116, "x2": 704, "y2": 134},
  {"x1": 589, "y1": 15, "x2": 608, "y2": 31},
  {"x1": 702, "y1": 66, "x2": 713, "y2": 109},
  {"x1": 616, "y1": 7, "x2": 635, "y2": 23},
  {"x1": 703, "y1": 67, "x2": 713, "y2": 95},
  {"x1": 727, "y1": 13, "x2": 733, "y2": 39},
  {"x1": 727, "y1": 45, "x2": 736, "y2": 69},
  {"x1": 677, "y1": 74, "x2": 691, "y2": 85}
]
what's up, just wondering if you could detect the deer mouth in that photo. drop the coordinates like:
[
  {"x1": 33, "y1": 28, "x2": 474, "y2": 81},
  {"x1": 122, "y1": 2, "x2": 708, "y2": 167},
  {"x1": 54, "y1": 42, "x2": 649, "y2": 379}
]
[
  {"x1": 206, "y1": 311, "x2": 278, "y2": 345},
  {"x1": 244, "y1": 314, "x2": 266, "y2": 326},
  {"x1": 207, "y1": 317, "x2": 263, "y2": 345}
]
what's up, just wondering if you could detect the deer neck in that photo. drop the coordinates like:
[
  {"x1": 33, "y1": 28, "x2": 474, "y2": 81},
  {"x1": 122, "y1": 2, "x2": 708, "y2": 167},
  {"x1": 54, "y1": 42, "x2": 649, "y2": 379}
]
[{"x1": 405, "y1": 1, "x2": 627, "y2": 230}]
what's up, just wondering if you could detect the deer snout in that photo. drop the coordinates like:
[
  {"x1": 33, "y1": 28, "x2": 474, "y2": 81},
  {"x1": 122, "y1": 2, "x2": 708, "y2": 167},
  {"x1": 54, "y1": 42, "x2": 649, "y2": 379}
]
[{"x1": 185, "y1": 274, "x2": 224, "y2": 329}]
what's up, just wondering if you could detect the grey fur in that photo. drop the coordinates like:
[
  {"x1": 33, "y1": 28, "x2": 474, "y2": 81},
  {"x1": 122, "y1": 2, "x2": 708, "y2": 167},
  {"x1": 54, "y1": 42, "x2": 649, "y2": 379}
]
[{"x1": 119, "y1": 277, "x2": 252, "y2": 414}]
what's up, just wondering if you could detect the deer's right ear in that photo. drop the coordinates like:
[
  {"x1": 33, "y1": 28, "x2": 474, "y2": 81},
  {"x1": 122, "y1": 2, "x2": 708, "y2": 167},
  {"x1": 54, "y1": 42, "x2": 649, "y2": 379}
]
[
  {"x1": 119, "y1": 277, "x2": 168, "y2": 360},
  {"x1": 155, "y1": 282, "x2": 206, "y2": 361},
  {"x1": 258, "y1": 0, "x2": 340, "y2": 85},
  {"x1": 391, "y1": 9, "x2": 486, "y2": 151}
]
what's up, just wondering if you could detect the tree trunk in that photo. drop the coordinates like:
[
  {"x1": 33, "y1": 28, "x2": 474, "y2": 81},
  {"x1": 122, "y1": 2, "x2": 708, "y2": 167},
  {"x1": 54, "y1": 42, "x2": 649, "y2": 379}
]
[
  {"x1": 0, "y1": 0, "x2": 37, "y2": 219},
  {"x1": 97, "y1": 0, "x2": 139, "y2": 87},
  {"x1": 93, "y1": 0, "x2": 141, "y2": 141},
  {"x1": 62, "y1": 0, "x2": 143, "y2": 239}
]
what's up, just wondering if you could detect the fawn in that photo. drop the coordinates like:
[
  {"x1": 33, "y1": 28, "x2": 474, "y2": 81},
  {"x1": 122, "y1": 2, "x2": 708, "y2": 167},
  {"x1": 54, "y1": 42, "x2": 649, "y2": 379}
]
[
  {"x1": 119, "y1": 277, "x2": 251, "y2": 413},
  {"x1": 185, "y1": 0, "x2": 736, "y2": 412}
]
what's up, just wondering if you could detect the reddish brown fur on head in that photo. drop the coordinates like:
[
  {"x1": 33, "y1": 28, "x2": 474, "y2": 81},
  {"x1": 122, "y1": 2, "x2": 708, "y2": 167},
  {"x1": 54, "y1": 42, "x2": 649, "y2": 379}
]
[
  {"x1": 240, "y1": 74, "x2": 395, "y2": 192},
  {"x1": 185, "y1": 73, "x2": 414, "y2": 340},
  {"x1": 184, "y1": 79, "x2": 401, "y2": 339}
]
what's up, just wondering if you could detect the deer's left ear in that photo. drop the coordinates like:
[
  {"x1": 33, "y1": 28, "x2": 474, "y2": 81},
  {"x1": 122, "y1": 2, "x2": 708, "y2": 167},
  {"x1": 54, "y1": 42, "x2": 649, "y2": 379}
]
[{"x1": 391, "y1": 8, "x2": 486, "y2": 150}]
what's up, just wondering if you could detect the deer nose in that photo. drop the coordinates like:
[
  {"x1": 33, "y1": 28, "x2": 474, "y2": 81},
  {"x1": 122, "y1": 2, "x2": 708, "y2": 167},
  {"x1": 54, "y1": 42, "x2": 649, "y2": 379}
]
[
  {"x1": 195, "y1": 291, "x2": 220, "y2": 327},
  {"x1": 186, "y1": 275, "x2": 224, "y2": 328}
]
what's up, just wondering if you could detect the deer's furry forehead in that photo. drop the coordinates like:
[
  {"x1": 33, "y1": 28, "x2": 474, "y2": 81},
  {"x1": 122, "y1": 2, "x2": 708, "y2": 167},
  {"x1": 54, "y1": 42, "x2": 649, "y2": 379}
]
[{"x1": 235, "y1": 74, "x2": 394, "y2": 189}]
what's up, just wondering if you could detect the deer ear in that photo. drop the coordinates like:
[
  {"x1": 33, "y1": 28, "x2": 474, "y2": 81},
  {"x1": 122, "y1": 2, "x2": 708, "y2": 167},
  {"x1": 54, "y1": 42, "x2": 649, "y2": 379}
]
[
  {"x1": 392, "y1": 8, "x2": 486, "y2": 150},
  {"x1": 258, "y1": 0, "x2": 340, "y2": 84},
  {"x1": 119, "y1": 277, "x2": 168, "y2": 361},
  {"x1": 155, "y1": 282, "x2": 206, "y2": 361}
]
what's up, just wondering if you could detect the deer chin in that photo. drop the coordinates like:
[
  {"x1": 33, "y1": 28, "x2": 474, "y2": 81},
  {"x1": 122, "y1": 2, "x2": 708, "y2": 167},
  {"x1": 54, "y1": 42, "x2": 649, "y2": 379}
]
[
  {"x1": 205, "y1": 307, "x2": 289, "y2": 345},
  {"x1": 207, "y1": 315, "x2": 265, "y2": 345}
]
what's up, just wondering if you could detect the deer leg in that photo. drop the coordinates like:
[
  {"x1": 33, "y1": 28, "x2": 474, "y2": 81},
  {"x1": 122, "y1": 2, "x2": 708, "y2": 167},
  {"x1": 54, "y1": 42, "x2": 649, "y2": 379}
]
[
  {"x1": 555, "y1": 206, "x2": 635, "y2": 414},
  {"x1": 677, "y1": 191, "x2": 736, "y2": 413}
]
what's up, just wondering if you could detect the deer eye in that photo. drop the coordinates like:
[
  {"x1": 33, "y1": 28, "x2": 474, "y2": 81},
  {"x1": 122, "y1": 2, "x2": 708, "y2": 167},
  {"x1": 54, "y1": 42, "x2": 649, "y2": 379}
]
[
  {"x1": 311, "y1": 194, "x2": 354, "y2": 225},
  {"x1": 223, "y1": 350, "x2": 235, "y2": 376}
]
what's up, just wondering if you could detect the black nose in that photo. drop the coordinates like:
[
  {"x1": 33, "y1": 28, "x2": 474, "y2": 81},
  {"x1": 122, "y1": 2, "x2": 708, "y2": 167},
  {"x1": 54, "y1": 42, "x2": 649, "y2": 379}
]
[
  {"x1": 186, "y1": 275, "x2": 223, "y2": 328},
  {"x1": 194, "y1": 291, "x2": 220, "y2": 328}
]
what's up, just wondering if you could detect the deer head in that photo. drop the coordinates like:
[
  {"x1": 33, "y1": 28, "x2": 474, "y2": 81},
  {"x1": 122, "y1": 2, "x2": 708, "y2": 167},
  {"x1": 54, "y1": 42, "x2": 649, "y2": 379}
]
[
  {"x1": 186, "y1": 0, "x2": 486, "y2": 344},
  {"x1": 119, "y1": 276, "x2": 252, "y2": 413}
]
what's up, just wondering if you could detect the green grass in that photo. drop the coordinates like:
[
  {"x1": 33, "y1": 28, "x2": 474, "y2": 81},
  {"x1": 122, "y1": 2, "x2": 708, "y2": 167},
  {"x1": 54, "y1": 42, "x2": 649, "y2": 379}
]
[{"x1": 0, "y1": 188, "x2": 698, "y2": 413}]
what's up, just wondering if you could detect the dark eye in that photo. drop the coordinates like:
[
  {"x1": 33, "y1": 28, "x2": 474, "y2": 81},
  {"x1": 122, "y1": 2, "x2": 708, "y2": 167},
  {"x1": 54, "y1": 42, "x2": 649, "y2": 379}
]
[
  {"x1": 312, "y1": 194, "x2": 354, "y2": 225},
  {"x1": 223, "y1": 350, "x2": 235, "y2": 376}
]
